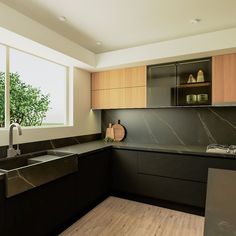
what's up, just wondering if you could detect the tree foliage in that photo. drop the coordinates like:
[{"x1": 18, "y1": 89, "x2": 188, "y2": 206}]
[{"x1": 0, "y1": 72, "x2": 50, "y2": 127}]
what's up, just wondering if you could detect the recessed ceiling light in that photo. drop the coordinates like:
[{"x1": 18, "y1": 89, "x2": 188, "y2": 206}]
[
  {"x1": 96, "y1": 41, "x2": 102, "y2": 46},
  {"x1": 58, "y1": 16, "x2": 67, "y2": 22},
  {"x1": 190, "y1": 18, "x2": 201, "y2": 24}
]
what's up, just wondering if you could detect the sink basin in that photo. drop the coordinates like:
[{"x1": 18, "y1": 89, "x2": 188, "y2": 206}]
[
  {"x1": 0, "y1": 150, "x2": 78, "y2": 197},
  {"x1": 0, "y1": 156, "x2": 41, "y2": 171}
]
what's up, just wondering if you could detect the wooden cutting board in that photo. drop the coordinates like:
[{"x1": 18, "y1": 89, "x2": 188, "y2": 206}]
[
  {"x1": 112, "y1": 120, "x2": 125, "y2": 142},
  {"x1": 105, "y1": 123, "x2": 115, "y2": 139}
]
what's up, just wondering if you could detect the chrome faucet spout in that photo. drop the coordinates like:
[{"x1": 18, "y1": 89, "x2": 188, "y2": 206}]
[{"x1": 7, "y1": 123, "x2": 23, "y2": 158}]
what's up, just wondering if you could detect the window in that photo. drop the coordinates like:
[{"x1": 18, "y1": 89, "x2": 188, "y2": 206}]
[
  {"x1": 0, "y1": 45, "x2": 6, "y2": 127},
  {"x1": 0, "y1": 44, "x2": 68, "y2": 128}
]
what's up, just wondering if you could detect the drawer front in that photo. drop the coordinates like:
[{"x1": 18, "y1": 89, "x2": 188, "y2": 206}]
[
  {"x1": 138, "y1": 151, "x2": 236, "y2": 183},
  {"x1": 138, "y1": 174, "x2": 207, "y2": 208}
]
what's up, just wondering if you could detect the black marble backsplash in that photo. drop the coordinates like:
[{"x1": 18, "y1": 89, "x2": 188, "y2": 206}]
[
  {"x1": 102, "y1": 107, "x2": 236, "y2": 146},
  {"x1": 0, "y1": 133, "x2": 101, "y2": 159}
]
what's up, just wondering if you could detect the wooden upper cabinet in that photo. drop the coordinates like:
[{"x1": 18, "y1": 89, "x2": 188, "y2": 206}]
[
  {"x1": 124, "y1": 87, "x2": 146, "y2": 108},
  {"x1": 109, "y1": 69, "x2": 125, "y2": 89},
  {"x1": 91, "y1": 65, "x2": 147, "y2": 109},
  {"x1": 212, "y1": 53, "x2": 236, "y2": 104},
  {"x1": 125, "y1": 66, "x2": 146, "y2": 87},
  {"x1": 110, "y1": 88, "x2": 125, "y2": 108},
  {"x1": 91, "y1": 66, "x2": 146, "y2": 90},
  {"x1": 92, "y1": 90, "x2": 110, "y2": 109},
  {"x1": 91, "y1": 71, "x2": 110, "y2": 90}
]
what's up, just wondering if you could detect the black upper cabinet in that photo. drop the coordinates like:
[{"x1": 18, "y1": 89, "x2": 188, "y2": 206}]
[
  {"x1": 147, "y1": 63, "x2": 176, "y2": 107},
  {"x1": 147, "y1": 58, "x2": 212, "y2": 107},
  {"x1": 176, "y1": 58, "x2": 212, "y2": 106}
]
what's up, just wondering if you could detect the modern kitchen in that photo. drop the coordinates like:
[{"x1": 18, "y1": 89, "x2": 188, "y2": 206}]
[{"x1": 0, "y1": 0, "x2": 236, "y2": 236}]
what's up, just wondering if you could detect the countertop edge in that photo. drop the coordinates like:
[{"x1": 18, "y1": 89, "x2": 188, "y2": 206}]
[{"x1": 56, "y1": 140, "x2": 236, "y2": 160}]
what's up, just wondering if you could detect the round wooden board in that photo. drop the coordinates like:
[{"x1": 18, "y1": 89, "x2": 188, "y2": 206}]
[{"x1": 112, "y1": 122, "x2": 125, "y2": 141}]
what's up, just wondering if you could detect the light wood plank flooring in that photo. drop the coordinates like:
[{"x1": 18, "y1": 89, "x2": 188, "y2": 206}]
[{"x1": 60, "y1": 197, "x2": 204, "y2": 236}]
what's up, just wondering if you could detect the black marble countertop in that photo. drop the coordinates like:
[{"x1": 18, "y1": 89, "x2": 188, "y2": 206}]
[
  {"x1": 56, "y1": 141, "x2": 112, "y2": 155},
  {"x1": 1, "y1": 140, "x2": 235, "y2": 182},
  {"x1": 57, "y1": 140, "x2": 236, "y2": 159}
]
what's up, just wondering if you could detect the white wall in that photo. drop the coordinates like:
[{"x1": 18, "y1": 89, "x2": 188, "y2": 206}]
[
  {"x1": 0, "y1": 3, "x2": 101, "y2": 147},
  {"x1": 96, "y1": 27, "x2": 236, "y2": 70},
  {"x1": 74, "y1": 68, "x2": 101, "y2": 135},
  {"x1": 0, "y1": 67, "x2": 101, "y2": 147},
  {"x1": 0, "y1": 2, "x2": 96, "y2": 70}
]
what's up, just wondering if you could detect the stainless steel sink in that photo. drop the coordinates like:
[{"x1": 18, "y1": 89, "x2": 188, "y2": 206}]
[
  {"x1": 0, "y1": 156, "x2": 41, "y2": 171},
  {"x1": 0, "y1": 150, "x2": 78, "y2": 197}
]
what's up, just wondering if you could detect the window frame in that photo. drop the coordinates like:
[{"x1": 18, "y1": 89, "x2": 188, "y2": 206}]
[{"x1": 1, "y1": 43, "x2": 70, "y2": 129}]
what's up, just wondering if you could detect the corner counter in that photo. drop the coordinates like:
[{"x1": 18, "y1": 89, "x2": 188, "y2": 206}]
[{"x1": 57, "y1": 140, "x2": 236, "y2": 160}]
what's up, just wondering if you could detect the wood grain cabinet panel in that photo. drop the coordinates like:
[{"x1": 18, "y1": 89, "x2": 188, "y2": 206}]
[
  {"x1": 91, "y1": 65, "x2": 147, "y2": 109},
  {"x1": 109, "y1": 69, "x2": 125, "y2": 89},
  {"x1": 92, "y1": 71, "x2": 110, "y2": 90},
  {"x1": 212, "y1": 54, "x2": 236, "y2": 104},
  {"x1": 110, "y1": 88, "x2": 125, "y2": 108},
  {"x1": 125, "y1": 66, "x2": 146, "y2": 87},
  {"x1": 125, "y1": 87, "x2": 146, "y2": 108},
  {"x1": 92, "y1": 90, "x2": 110, "y2": 109}
]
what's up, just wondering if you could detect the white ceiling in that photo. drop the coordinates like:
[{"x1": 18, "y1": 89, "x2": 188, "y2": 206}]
[{"x1": 1, "y1": 0, "x2": 236, "y2": 53}]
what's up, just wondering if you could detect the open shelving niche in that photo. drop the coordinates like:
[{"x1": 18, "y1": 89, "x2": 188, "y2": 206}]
[{"x1": 176, "y1": 58, "x2": 212, "y2": 106}]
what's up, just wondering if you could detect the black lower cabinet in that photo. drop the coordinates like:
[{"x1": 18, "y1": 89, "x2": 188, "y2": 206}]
[
  {"x1": 111, "y1": 149, "x2": 236, "y2": 209},
  {"x1": 111, "y1": 149, "x2": 139, "y2": 195},
  {"x1": 0, "y1": 180, "x2": 5, "y2": 235},
  {"x1": 1, "y1": 150, "x2": 111, "y2": 236},
  {"x1": 138, "y1": 174, "x2": 206, "y2": 207},
  {"x1": 2, "y1": 146, "x2": 236, "y2": 235},
  {"x1": 138, "y1": 151, "x2": 236, "y2": 183},
  {"x1": 4, "y1": 173, "x2": 78, "y2": 236},
  {"x1": 76, "y1": 150, "x2": 111, "y2": 214},
  {"x1": 137, "y1": 151, "x2": 236, "y2": 208}
]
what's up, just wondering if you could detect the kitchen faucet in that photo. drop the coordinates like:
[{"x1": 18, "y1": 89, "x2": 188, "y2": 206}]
[{"x1": 7, "y1": 123, "x2": 22, "y2": 158}]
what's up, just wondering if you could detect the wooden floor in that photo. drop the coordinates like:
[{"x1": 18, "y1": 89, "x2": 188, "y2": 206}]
[{"x1": 60, "y1": 197, "x2": 204, "y2": 236}]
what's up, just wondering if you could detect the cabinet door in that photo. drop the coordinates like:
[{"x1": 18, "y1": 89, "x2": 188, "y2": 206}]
[
  {"x1": 138, "y1": 151, "x2": 236, "y2": 183},
  {"x1": 138, "y1": 174, "x2": 206, "y2": 208},
  {"x1": 147, "y1": 63, "x2": 176, "y2": 107},
  {"x1": 212, "y1": 54, "x2": 236, "y2": 104},
  {"x1": 91, "y1": 71, "x2": 110, "y2": 90},
  {"x1": 124, "y1": 87, "x2": 146, "y2": 108},
  {"x1": 110, "y1": 88, "x2": 125, "y2": 108},
  {"x1": 92, "y1": 90, "x2": 110, "y2": 109},
  {"x1": 76, "y1": 150, "x2": 111, "y2": 213},
  {"x1": 5, "y1": 174, "x2": 77, "y2": 236},
  {"x1": 111, "y1": 149, "x2": 139, "y2": 194},
  {"x1": 125, "y1": 66, "x2": 146, "y2": 87},
  {"x1": 109, "y1": 69, "x2": 125, "y2": 89}
]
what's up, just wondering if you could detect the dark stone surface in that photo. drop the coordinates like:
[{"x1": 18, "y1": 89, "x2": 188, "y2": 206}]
[
  {"x1": 102, "y1": 107, "x2": 236, "y2": 146},
  {"x1": 57, "y1": 140, "x2": 236, "y2": 160},
  {"x1": 0, "y1": 151, "x2": 78, "y2": 197},
  {"x1": 0, "y1": 133, "x2": 101, "y2": 159}
]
